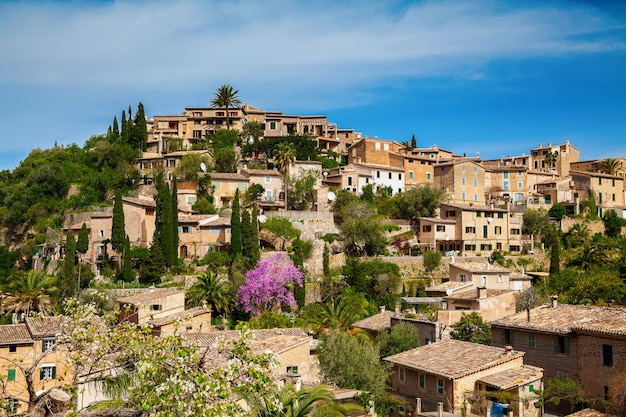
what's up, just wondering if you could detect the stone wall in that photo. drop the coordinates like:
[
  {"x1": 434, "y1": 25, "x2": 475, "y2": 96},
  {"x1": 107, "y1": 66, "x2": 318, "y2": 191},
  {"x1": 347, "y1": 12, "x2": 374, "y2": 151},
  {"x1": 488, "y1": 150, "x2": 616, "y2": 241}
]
[{"x1": 560, "y1": 218, "x2": 605, "y2": 235}]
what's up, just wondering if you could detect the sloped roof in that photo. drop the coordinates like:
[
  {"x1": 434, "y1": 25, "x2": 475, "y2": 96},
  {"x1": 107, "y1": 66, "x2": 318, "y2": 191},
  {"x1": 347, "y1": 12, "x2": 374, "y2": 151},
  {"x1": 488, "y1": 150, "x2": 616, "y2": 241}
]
[
  {"x1": 566, "y1": 409, "x2": 608, "y2": 417},
  {"x1": 209, "y1": 172, "x2": 248, "y2": 181},
  {"x1": 123, "y1": 196, "x2": 157, "y2": 208},
  {"x1": 0, "y1": 324, "x2": 32, "y2": 345},
  {"x1": 489, "y1": 304, "x2": 626, "y2": 337},
  {"x1": 148, "y1": 307, "x2": 211, "y2": 328},
  {"x1": 451, "y1": 262, "x2": 511, "y2": 274},
  {"x1": 352, "y1": 311, "x2": 396, "y2": 332},
  {"x1": 477, "y1": 364, "x2": 543, "y2": 390},
  {"x1": 25, "y1": 316, "x2": 64, "y2": 339},
  {"x1": 384, "y1": 339, "x2": 524, "y2": 379},
  {"x1": 426, "y1": 281, "x2": 473, "y2": 293},
  {"x1": 117, "y1": 288, "x2": 183, "y2": 305},
  {"x1": 440, "y1": 202, "x2": 508, "y2": 213}
]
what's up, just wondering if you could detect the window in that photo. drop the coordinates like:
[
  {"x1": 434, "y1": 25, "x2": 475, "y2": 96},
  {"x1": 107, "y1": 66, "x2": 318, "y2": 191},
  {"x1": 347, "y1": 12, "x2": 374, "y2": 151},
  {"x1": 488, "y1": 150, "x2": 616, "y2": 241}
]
[
  {"x1": 462, "y1": 192, "x2": 466, "y2": 201},
  {"x1": 502, "y1": 329, "x2": 514, "y2": 345},
  {"x1": 476, "y1": 211, "x2": 482, "y2": 217},
  {"x1": 483, "y1": 225, "x2": 488, "y2": 238},
  {"x1": 503, "y1": 172, "x2": 509, "y2": 179},
  {"x1": 409, "y1": 171, "x2": 414, "y2": 179},
  {"x1": 384, "y1": 143, "x2": 389, "y2": 151},
  {"x1": 146, "y1": 208, "x2": 155, "y2": 216},
  {"x1": 210, "y1": 227, "x2": 221, "y2": 234},
  {"x1": 474, "y1": 179, "x2": 478, "y2": 187},
  {"x1": 446, "y1": 210, "x2": 456, "y2": 217},
  {"x1": 503, "y1": 181, "x2": 509, "y2": 191},
  {"x1": 269, "y1": 121, "x2": 276, "y2": 129},
  {"x1": 473, "y1": 166, "x2": 477, "y2": 172},
  {"x1": 264, "y1": 176, "x2": 271, "y2": 184},
  {"x1": 555, "y1": 336, "x2": 569, "y2": 354},
  {"x1": 194, "y1": 119, "x2": 201, "y2": 125},
  {"x1": 419, "y1": 373, "x2": 425, "y2": 388},
  {"x1": 461, "y1": 165, "x2": 466, "y2": 171},
  {"x1": 42, "y1": 339, "x2": 55, "y2": 352},
  {"x1": 599, "y1": 193, "x2": 603, "y2": 204},
  {"x1": 398, "y1": 173, "x2": 402, "y2": 180},
  {"x1": 464, "y1": 244, "x2": 476, "y2": 251},
  {"x1": 528, "y1": 333, "x2": 535, "y2": 349},
  {"x1": 474, "y1": 194, "x2": 478, "y2": 201},
  {"x1": 375, "y1": 142, "x2": 381, "y2": 151},
  {"x1": 98, "y1": 230, "x2": 105, "y2": 238},
  {"x1": 422, "y1": 225, "x2": 432, "y2": 232},
  {"x1": 603, "y1": 344, "x2": 613, "y2": 366},
  {"x1": 347, "y1": 177, "x2": 352, "y2": 186},
  {"x1": 193, "y1": 129, "x2": 202, "y2": 139},
  {"x1": 193, "y1": 111, "x2": 202, "y2": 117},
  {"x1": 426, "y1": 173, "x2": 432, "y2": 180},
  {"x1": 9, "y1": 345, "x2": 17, "y2": 353},
  {"x1": 376, "y1": 171, "x2": 380, "y2": 178},
  {"x1": 229, "y1": 111, "x2": 238, "y2": 116},
  {"x1": 399, "y1": 366, "x2": 405, "y2": 381},
  {"x1": 286, "y1": 365, "x2": 299, "y2": 375},
  {"x1": 511, "y1": 228, "x2": 520, "y2": 235},
  {"x1": 266, "y1": 190, "x2": 273, "y2": 200},
  {"x1": 150, "y1": 304, "x2": 163, "y2": 311},
  {"x1": 599, "y1": 177, "x2": 602, "y2": 185},
  {"x1": 436, "y1": 225, "x2": 445, "y2": 232},
  {"x1": 40, "y1": 365, "x2": 56, "y2": 380},
  {"x1": 529, "y1": 384, "x2": 534, "y2": 392},
  {"x1": 613, "y1": 194, "x2": 616, "y2": 201},
  {"x1": 498, "y1": 213, "x2": 504, "y2": 218},
  {"x1": 388, "y1": 172, "x2": 392, "y2": 179},
  {"x1": 437, "y1": 379, "x2": 444, "y2": 394},
  {"x1": 7, "y1": 369, "x2": 16, "y2": 381},
  {"x1": 495, "y1": 226, "x2": 502, "y2": 234},
  {"x1": 518, "y1": 182, "x2": 523, "y2": 188},
  {"x1": 466, "y1": 226, "x2": 476, "y2": 233},
  {"x1": 461, "y1": 177, "x2": 466, "y2": 185},
  {"x1": 518, "y1": 171, "x2": 523, "y2": 177}
]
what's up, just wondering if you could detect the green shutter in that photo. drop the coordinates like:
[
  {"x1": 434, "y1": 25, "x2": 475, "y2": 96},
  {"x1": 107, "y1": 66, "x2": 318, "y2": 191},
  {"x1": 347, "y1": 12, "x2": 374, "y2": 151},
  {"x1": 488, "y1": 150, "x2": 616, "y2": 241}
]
[
  {"x1": 564, "y1": 338, "x2": 569, "y2": 354},
  {"x1": 7, "y1": 369, "x2": 16, "y2": 381}
]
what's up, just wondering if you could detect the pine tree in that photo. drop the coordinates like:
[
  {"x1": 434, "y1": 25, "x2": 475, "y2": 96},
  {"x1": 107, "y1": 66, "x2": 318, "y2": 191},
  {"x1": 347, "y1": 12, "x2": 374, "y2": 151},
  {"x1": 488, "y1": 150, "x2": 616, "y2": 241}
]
[
  {"x1": 171, "y1": 179, "x2": 179, "y2": 266},
  {"x1": 111, "y1": 190, "x2": 126, "y2": 252},
  {"x1": 111, "y1": 116, "x2": 120, "y2": 143},
  {"x1": 76, "y1": 223, "x2": 89, "y2": 254},
  {"x1": 230, "y1": 189, "x2": 242, "y2": 257}
]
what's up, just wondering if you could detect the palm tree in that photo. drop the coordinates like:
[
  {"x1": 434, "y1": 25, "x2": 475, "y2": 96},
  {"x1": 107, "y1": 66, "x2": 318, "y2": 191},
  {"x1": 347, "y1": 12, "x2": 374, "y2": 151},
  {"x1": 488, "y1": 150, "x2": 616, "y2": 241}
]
[
  {"x1": 308, "y1": 295, "x2": 367, "y2": 332},
  {"x1": 247, "y1": 384, "x2": 361, "y2": 417},
  {"x1": 185, "y1": 271, "x2": 232, "y2": 314},
  {"x1": 566, "y1": 244, "x2": 608, "y2": 271},
  {"x1": 274, "y1": 142, "x2": 296, "y2": 210},
  {"x1": 210, "y1": 84, "x2": 242, "y2": 130},
  {"x1": 544, "y1": 151, "x2": 558, "y2": 171},
  {"x1": 1, "y1": 270, "x2": 59, "y2": 320},
  {"x1": 599, "y1": 158, "x2": 625, "y2": 176}
]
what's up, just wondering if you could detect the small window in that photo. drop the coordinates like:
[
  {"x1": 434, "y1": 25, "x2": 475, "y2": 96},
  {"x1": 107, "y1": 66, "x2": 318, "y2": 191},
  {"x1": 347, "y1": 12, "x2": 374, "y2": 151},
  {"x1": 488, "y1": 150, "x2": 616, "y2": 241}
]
[
  {"x1": 150, "y1": 304, "x2": 163, "y2": 311},
  {"x1": 398, "y1": 173, "x2": 402, "y2": 180},
  {"x1": 462, "y1": 192, "x2": 466, "y2": 201},
  {"x1": 42, "y1": 339, "x2": 55, "y2": 352},
  {"x1": 419, "y1": 373, "x2": 425, "y2": 388},
  {"x1": 8, "y1": 369, "x2": 16, "y2": 381},
  {"x1": 269, "y1": 121, "x2": 276, "y2": 129},
  {"x1": 461, "y1": 177, "x2": 466, "y2": 185},
  {"x1": 495, "y1": 226, "x2": 502, "y2": 235},
  {"x1": 409, "y1": 171, "x2": 414, "y2": 179},
  {"x1": 497, "y1": 274, "x2": 503, "y2": 283},
  {"x1": 603, "y1": 344, "x2": 613, "y2": 366},
  {"x1": 422, "y1": 225, "x2": 432, "y2": 232},
  {"x1": 474, "y1": 194, "x2": 478, "y2": 201},
  {"x1": 98, "y1": 230, "x2": 105, "y2": 238},
  {"x1": 474, "y1": 179, "x2": 478, "y2": 186},
  {"x1": 375, "y1": 142, "x2": 381, "y2": 151},
  {"x1": 399, "y1": 366, "x2": 405, "y2": 381},
  {"x1": 529, "y1": 384, "x2": 534, "y2": 392},
  {"x1": 388, "y1": 172, "x2": 392, "y2": 179},
  {"x1": 461, "y1": 165, "x2": 466, "y2": 171},
  {"x1": 437, "y1": 379, "x2": 444, "y2": 394},
  {"x1": 555, "y1": 336, "x2": 569, "y2": 354},
  {"x1": 498, "y1": 213, "x2": 504, "y2": 218},
  {"x1": 528, "y1": 333, "x2": 535, "y2": 349},
  {"x1": 40, "y1": 365, "x2": 56, "y2": 380},
  {"x1": 502, "y1": 329, "x2": 514, "y2": 345},
  {"x1": 376, "y1": 171, "x2": 380, "y2": 178},
  {"x1": 426, "y1": 173, "x2": 431, "y2": 180},
  {"x1": 9, "y1": 345, "x2": 17, "y2": 353},
  {"x1": 264, "y1": 176, "x2": 271, "y2": 184},
  {"x1": 465, "y1": 226, "x2": 476, "y2": 233},
  {"x1": 436, "y1": 225, "x2": 445, "y2": 232},
  {"x1": 384, "y1": 143, "x2": 389, "y2": 151}
]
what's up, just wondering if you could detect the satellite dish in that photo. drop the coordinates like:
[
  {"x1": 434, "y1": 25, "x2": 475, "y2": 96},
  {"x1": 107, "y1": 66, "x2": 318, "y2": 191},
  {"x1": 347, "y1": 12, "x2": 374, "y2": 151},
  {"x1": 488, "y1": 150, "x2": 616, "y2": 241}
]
[
  {"x1": 200, "y1": 162, "x2": 207, "y2": 172},
  {"x1": 258, "y1": 215, "x2": 267, "y2": 223},
  {"x1": 446, "y1": 288, "x2": 453, "y2": 296},
  {"x1": 327, "y1": 191, "x2": 336, "y2": 201}
]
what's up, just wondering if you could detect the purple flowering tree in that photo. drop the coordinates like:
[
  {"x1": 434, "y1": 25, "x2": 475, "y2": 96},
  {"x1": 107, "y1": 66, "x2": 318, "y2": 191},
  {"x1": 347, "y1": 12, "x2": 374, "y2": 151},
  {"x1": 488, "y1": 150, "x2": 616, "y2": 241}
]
[{"x1": 238, "y1": 253, "x2": 303, "y2": 315}]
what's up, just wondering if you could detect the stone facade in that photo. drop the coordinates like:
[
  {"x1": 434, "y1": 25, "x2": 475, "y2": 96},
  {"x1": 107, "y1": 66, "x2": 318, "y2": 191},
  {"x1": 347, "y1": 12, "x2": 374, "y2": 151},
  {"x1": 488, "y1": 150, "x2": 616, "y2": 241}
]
[{"x1": 434, "y1": 160, "x2": 486, "y2": 205}]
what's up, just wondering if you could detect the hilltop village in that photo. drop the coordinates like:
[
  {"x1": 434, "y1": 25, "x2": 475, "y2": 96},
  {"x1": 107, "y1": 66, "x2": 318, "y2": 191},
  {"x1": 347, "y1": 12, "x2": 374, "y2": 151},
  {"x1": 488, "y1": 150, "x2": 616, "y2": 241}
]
[{"x1": 0, "y1": 88, "x2": 625, "y2": 417}]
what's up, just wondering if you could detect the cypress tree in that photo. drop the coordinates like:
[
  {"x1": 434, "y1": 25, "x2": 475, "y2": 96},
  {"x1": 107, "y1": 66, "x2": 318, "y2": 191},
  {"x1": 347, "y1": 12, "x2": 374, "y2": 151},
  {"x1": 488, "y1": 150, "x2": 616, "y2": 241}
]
[
  {"x1": 134, "y1": 102, "x2": 148, "y2": 152},
  {"x1": 61, "y1": 231, "x2": 76, "y2": 297},
  {"x1": 120, "y1": 110, "x2": 128, "y2": 144},
  {"x1": 171, "y1": 179, "x2": 179, "y2": 266},
  {"x1": 291, "y1": 237, "x2": 306, "y2": 309},
  {"x1": 111, "y1": 116, "x2": 120, "y2": 143},
  {"x1": 76, "y1": 223, "x2": 89, "y2": 254},
  {"x1": 119, "y1": 236, "x2": 135, "y2": 282},
  {"x1": 155, "y1": 174, "x2": 174, "y2": 267},
  {"x1": 230, "y1": 189, "x2": 242, "y2": 257},
  {"x1": 111, "y1": 190, "x2": 126, "y2": 252},
  {"x1": 411, "y1": 134, "x2": 417, "y2": 148},
  {"x1": 323, "y1": 243, "x2": 330, "y2": 277},
  {"x1": 241, "y1": 209, "x2": 253, "y2": 261},
  {"x1": 250, "y1": 205, "x2": 260, "y2": 264}
]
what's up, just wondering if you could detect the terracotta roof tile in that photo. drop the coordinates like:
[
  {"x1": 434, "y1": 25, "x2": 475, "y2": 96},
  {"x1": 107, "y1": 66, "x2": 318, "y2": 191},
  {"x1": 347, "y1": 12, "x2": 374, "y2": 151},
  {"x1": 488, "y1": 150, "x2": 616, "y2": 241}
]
[
  {"x1": 477, "y1": 364, "x2": 543, "y2": 390},
  {"x1": 384, "y1": 339, "x2": 524, "y2": 379},
  {"x1": 352, "y1": 311, "x2": 396, "y2": 332},
  {"x1": 148, "y1": 307, "x2": 211, "y2": 328},
  {"x1": 209, "y1": 173, "x2": 248, "y2": 181},
  {"x1": 0, "y1": 324, "x2": 33, "y2": 345},
  {"x1": 489, "y1": 304, "x2": 626, "y2": 337},
  {"x1": 451, "y1": 262, "x2": 511, "y2": 273},
  {"x1": 567, "y1": 409, "x2": 608, "y2": 417},
  {"x1": 26, "y1": 317, "x2": 64, "y2": 338},
  {"x1": 117, "y1": 288, "x2": 183, "y2": 305}
]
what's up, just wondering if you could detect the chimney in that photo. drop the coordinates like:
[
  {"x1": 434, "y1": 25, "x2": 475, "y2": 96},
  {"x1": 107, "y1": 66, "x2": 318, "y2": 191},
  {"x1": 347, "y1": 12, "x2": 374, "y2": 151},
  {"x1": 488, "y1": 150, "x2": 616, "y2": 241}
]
[
  {"x1": 505, "y1": 345, "x2": 513, "y2": 355},
  {"x1": 477, "y1": 287, "x2": 487, "y2": 299},
  {"x1": 551, "y1": 295, "x2": 558, "y2": 308},
  {"x1": 379, "y1": 306, "x2": 386, "y2": 313}
]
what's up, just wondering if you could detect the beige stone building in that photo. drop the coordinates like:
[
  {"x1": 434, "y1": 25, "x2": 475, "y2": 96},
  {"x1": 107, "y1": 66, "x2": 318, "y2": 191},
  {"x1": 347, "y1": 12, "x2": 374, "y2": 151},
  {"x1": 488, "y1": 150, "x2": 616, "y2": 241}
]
[
  {"x1": 570, "y1": 170, "x2": 625, "y2": 217},
  {"x1": 242, "y1": 168, "x2": 284, "y2": 210},
  {"x1": 402, "y1": 154, "x2": 436, "y2": 190},
  {"x1": 385, "y1": 339, "x2": 543, "y2": 417},
  {"x1": 490, "y1": 302, "x2": 626, "y2": 414},
  {"x1": 438, "y1": 287, "x2": 518, "y2": 327},
  {"x1": 117, "y1": 288, "x2": 187, "y2": 327},
  {"x1": 485, "y1": 165, "x2": 528, "y2": 204},
  {"x1": 434, "y1": 160, "x2": 486, "y2": 205},
  {"x1": 529, "y1": 140, "x2": 579, "y2": 177},
  {"x1": 0, "y1": 317, "x2": 70, "y2": 414},
  {"x1": 208, "y1": 172, "x2": 249, "y2": 209}
]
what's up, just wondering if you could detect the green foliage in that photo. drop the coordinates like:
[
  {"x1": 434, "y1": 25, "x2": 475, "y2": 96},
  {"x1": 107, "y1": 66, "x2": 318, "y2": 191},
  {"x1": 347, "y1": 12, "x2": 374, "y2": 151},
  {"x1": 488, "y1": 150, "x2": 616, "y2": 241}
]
[
  {"x1": 378, "y1": 322, "x2": 420, "y2": 360},
  {"x1": 240, "y1": 121, "x2": 264, "y2": 143},
  {"x1": 186, "y1": 271, "x2": 233, "y2": 313},
  {"x1": 489, "y1": 250, "x2": 506, "y2": 266},
  {"x1": 243, "y1": 183, "x2": 264, "y2": 204},
  {"x1": 211, "y1": 84, "x2": 242, "y2": 129},
  {"x1": 61, "y1": 231, "x2": 76, "y2": 298},
  {"x1": 0, "y1": 246, "x2": 18, "y2": 281},
  {"x1": 199, "y1": 250, "x2": 231, "y2": 270},
  {"x1": 262, "y1": 216, "x2": 301, "y2": 250},
  {"x1": 111, "y1": 189, "x2": 126, "y2": 252},
  {"x1": 242, "y1": 135, "x2": 319, "y2": 163},
  {"x1": 394, "y1": 185, "x2": 444, "y2": 223},
  {"x1": 76, "y1": 222, "x2": 89, "y2": 254},
  {"x1": 423, "y1": 249, "x2": 442, "y2": 273},
  {"x1": 536, "y1": 377, "x2": 586, "y2": 412},
  {"x1": 302, "y1": 293, "x2": 368, "y2": 332},
  {"x1": 192, "y1": 195, "x2": 216, "y2": 214},
  {"x1": 323, "y1": 243, "x2": 330, "y2": 277},
  {"x1": 246, "y1": 310, "x2": 300, "y2": 329},
  {"x1": 118, "y1": 236, "x2": 135, "y2": 283},
  {"x1": 288, "y1": 169, "x2": 319, "y2": 210},
  {"x1": 2, "y1": 270, "x2": 59, "y2": 317},
  {"x1": 450, "y1": 312, "x2": 491, "y2": 345},
  {"x1": 230, "y1": 189, "x2": 242, "y2": 257},
  {"x1": 171, "y1": 180, "x2": 179, "y2": 265},
  {"x1": 581, "y1": 193, "x2": 598, "y2": 219},
  {"x1": 563, "y1": 222, "x2": 590, "y2": 248},
  {"x1": 317, "y1": 331, "x2": 389, "y2": 402},
  {"x1": 341, "y1": 258, "x2": 400, "y2": 308},
  {"x1": 603, "y1": 209, "x2": 625, "y2": 238},
  {"x1": 548, "y1": 204, "x2": 567, "y2": 220},
  {"x1": 175, "y1": 153, "x2": 211, "y2": 180},
  {"x1": 522, "y1": 209, "x2": 551, "y2": 241},
  {"x1": 154, "y1": 174, "x2": 176, "y2": 268},
  {"x1": 339, "y1": 201, "x2": 386, "y2": 257},
  {"x1": 321, "y1": 233, "x2": 340, "y2": 244},
  {"x1": 213, "y1": 147, "x2": 238, "y2": 173}
]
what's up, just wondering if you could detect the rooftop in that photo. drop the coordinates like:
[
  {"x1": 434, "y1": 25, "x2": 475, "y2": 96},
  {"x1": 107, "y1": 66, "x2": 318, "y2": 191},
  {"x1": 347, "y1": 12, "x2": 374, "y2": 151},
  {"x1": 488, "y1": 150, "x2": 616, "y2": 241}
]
[
  {"x1": 450, "y1": 262, "x2": 511, "y2": 274},
  {"x1": 117, "y1": 288, "x2": 183, "y2": 305},
  {"x1": 384, "y1": 339, "x2": 524, "y2": 379},
  {"x1": 352, "y1": 310, "x2": 397, "y2": 332},
  {"x1": 489, "y1": 304, "x2": 626, "y2": 336},
  {"x1": 0, "y1": 323, "x2": 32, "y2": 345},
  {"x1": 477, "y1": 364, "x2": 543, "y2": 390}
]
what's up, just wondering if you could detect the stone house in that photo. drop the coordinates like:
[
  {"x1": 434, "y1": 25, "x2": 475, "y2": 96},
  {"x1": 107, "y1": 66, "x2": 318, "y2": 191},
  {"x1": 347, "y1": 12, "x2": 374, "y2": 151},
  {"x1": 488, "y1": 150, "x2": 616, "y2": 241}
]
[
  {"x1": 66, "y1": 212, "x2": 113, "y2": 274},
  {"x1": 529, "y1": 140, "x2": 579, "y2": 177},
  {"x1": 147, "y1": 306, "x2": 212, "y2": 337},
  {"x1": 401, "y1": 154, "x2": 436, "y2": 191},
  {"x1": 570, "y1": 170, "x2": 624, "y2": 217},
  {"x1": 448, "y1": 262, "x2": 529, "y2": 291},
  {"x1": 485, "y1": 165, "x2": 528, "y2": 204},
  {"x1": 208, "y1": 172, "x2": 249, "y2": 209},
  {"x1": 417, "y1": 217, "x2": 458, "y2": 253},
  {"x1": 0, "y1": 317, "x2": 70, "y2": 414},
  {"x1": 384, "y1": 339, "x2": 543, "y2": 417},
  {"x1": 242, "y1": 168, "x2": 284, "y2": 210},
  {"x1": 117, "y1": 288, "x2": 186, "y2": 327},
  {"x1": 434, "y1": 160, "x2": 486, "y2": 205},
  {"x1": 347, "y1": 137, "x2": 405, "y2": 167},
  {"x1": 437, "y1": 287, "x2": 518, "y2": 327},
  {"x1": 490, "y1": 300, "x2": 626, "y2": 412}
]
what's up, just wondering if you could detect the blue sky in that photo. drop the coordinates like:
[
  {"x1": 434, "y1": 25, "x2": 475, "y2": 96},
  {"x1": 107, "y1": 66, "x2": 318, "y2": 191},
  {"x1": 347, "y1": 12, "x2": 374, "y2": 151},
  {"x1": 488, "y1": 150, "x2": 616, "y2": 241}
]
[{"x1": 1, "y1": 0, "x2": 624, "y2": 171}]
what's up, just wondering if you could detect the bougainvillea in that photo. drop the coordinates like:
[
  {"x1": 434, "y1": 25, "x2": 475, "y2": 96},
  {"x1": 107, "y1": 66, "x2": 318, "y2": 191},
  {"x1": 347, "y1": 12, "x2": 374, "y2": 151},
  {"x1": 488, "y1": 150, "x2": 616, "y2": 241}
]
[{"x1": 238, "y1": 253, "x2": 303, "y2": 315}]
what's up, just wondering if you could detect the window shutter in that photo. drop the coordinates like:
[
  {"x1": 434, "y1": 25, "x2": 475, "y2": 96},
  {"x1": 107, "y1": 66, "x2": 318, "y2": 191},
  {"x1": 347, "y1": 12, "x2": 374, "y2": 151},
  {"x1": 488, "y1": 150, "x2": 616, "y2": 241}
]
[
  {"x1": 564, "y1": 338, "x2": 569, "y2": 354},
  {"x1": 554, "y1": 336, "x2": 558, "y2": 353},
  {"x1": 8, "y1": 369, "x2": 16, "y2": 381},
  {"x1": 40, "y1": 368, "x2": 44, "y2": 380}
]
